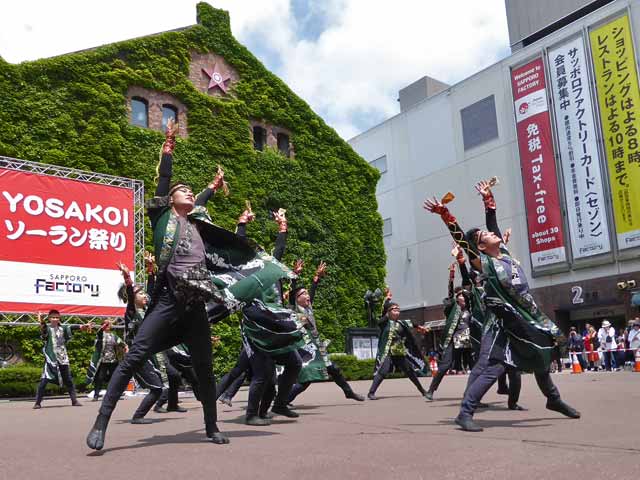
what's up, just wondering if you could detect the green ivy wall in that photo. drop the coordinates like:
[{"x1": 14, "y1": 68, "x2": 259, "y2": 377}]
[{"x1": 0, "y1": 3, "x2": 385, "y2": 377}]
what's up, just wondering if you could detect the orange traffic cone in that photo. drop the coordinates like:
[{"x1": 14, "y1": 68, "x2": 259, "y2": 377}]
[
  {"x1": 125, "y1": 379, "x2": 135, "y2": 395},
  {"x1": 571, "y1": 353, "x2": 583, "y2": 374},
  {"x1": 429, "y1": 357, "x2": 438, "y2": 376},
  {"x1": 634, "y1": 349, "x2": 640, "y2": 373}
]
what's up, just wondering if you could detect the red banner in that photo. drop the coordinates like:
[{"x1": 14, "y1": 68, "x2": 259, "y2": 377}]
[
  {"x1": 0, "y1": 168, "x2": 135, "y2": 315},
  {"x1": 511, "y1": 58, "x2": 567, "y2": 267}
]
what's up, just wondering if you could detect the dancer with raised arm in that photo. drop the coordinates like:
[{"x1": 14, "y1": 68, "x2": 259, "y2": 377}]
[
  {"x1": 87, "y1": 119, "x2": 295, "y2": 449},
  {"x1": 367, "y1": 290, "x2": 428, "y2": 400},
  {"x1": 34, "y1": 310, "x2": 90, "y2": 409},
  {"x1": 424, "y1": 186, "x2": 580, "y2": 432},
  {"x1": 424, "y1": 260, "x2": 472, "y2": 401},
  {"x1": 287, "y1": 261, "x2": 365, "y2": 404},
  {"x1": 86, "y1": 319, "x2": 126, "y2": 402}
]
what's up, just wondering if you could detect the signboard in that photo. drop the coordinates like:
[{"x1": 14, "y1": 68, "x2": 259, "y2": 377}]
[
  {"x1": 351, "y1": 336, "x2": 379, "y2": 360},
  {"x1": 511, "y1": 58, "x2": 567, "y2": 267},
  {"x1": 548, "y1": 36, "x2": 612, "y2": 259},
  {"x1": 590, "y1": 14, "x2": 640, "y2": 250},
  {"x1": 0, "y1": 169, "x2": 135, "y2": 315}
]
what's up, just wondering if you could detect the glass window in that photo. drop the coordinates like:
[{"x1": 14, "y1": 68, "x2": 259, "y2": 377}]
[
  {"x1": 277, "y1": 133, "x2": 290, "y2": 157},
  {"x1": 460, "y1": 95, "x2": 499, "y2": 150},
  {"x1": 383, "y1": 217, "x2": 392, "y2": 237},
  {"x1": 253, "y1": 126, "x2": 267, "y2": 151},
  {"x1": 162, "y1": 105, "x2": 178, "y2": 132},
  {"x1": 131, "y1": 97, "x2": 148, "y2": 128}
]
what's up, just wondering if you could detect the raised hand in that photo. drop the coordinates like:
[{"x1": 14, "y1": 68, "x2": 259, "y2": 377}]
[
  {"x1": 292, "y1": 259, "x2": 304, "y2": 275},
  {"x1": 384, "y1": 287, "x2": 392, "y2": 301},
  {"x1": 117, "y1": 261, "x2": 130, "y2": 277},
  {"x1": 238, "y1": 200, "x2": 255, "y2": 224},
  {"x1": 423, "y1": 196, "x2": 445, "y2": 214},
  {"x1": 448, "y1": 262, "x2": 456, "y2": 275},
  {"x1": 144, "y1": 251, "x2": 156, "y2": 274},
  {"x1": 474, "y1": 180, "x2": 492, "y2": 198},
  {"x1": 314, "y1": 261, "x2": 327, "y2": 281},
  {"x1": 503, "y1": 227, "x2": 512, "y2": 245},
  {"x1": 162, "y1": 117, "x2": 178, "y2": 154},
  {"x1": 37, "y1": 311, "x2": 44, "y2": 324},
  {"x1": 273, "y1": 208, "x2": 287, "y2": 232},
  {"x1": 209, "y1": 165, "x2": 229, "y2": 195}
]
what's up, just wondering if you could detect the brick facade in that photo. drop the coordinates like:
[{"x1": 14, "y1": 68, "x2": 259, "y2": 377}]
[
  {"x1": 126, "y1": 86, "x2": 188, "y2": 137},
  {"x1": 188, "y1": 51, "x2": 239, "y2": 97},
  {"x1": 250, "y1": 120, "x2": 295, "y2": 158}
]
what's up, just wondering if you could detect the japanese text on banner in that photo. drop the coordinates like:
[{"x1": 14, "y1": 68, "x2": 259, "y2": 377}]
[
  {"x1": 589, "y1": 14, "x2": 640, "y2": 249},
  {"x1": 549, "y1": 35, "x2": 611, "y2": 259}
]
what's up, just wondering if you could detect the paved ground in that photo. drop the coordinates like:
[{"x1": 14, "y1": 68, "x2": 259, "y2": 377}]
[{"x1": 1, "y1": 371, "x2": 638, "y2": 480}]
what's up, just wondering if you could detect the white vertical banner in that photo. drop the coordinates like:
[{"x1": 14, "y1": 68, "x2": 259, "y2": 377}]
[{"x1": 548, "y1": 36, "x2": 611, "y2": 258}]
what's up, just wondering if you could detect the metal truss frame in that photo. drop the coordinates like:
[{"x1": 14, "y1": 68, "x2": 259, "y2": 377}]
[{"x1": 0, "y1": 156, "x2": 145, "y2": 326}]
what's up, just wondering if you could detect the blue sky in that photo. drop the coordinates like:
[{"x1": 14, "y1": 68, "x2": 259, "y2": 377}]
[{"x1": 0, "y1": 0, "x2": 511, "y2": 139}]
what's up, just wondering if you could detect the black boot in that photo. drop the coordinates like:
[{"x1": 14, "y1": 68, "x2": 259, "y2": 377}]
[
  {"x1": 86, "y1": 414, "x2": 110, "y2": 450},
  {"x1": 546, "y1": 399, "x2": 580, "y2": 418},
  {"x1": 70, "y1": 388, "x2": 82, "y2": 407},
  {"x1": 271, "y1": 405, "x2": 299, "y2": 418},
  {"x1": 345, "y1": 391, "x2": 365, "y2": 401},
  {"x1": 206, "y1": 424, "x2": 230, "y2": 444},
  {"x1": 454, "y1": 415, "x2": 483, "y2": 432},
  {"x1": 246, "y1": 415, "x2": 271, "y2": 426}
]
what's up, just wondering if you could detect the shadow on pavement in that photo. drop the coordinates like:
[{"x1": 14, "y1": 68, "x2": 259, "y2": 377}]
[{"x1": 87, "y1": 428, "x2": 278, "y2": 456}]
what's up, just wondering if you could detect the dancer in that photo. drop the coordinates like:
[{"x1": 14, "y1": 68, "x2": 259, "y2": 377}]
[
  {"x1": 424, "y1": 261, "x2": 472, "y2": 401},
  {"x1": 464, "y1": 181, "x2": 523, "y2": 409},
  {"x1": 287, "y1": 261, "x2": 365, "y2": 404},
  {"x1": 367, "y1": 291, "x2": 427, "y2": 400},
  {"x1": 116, "y1": 261, "x2": 166, "y2": 425},
  {"x1": 424, "y1": 187, "x2": 580, "y2": 432},
  {"x1": 232, "y1": 207, "x2": 304, "y2": 425},
  {"x1": 86, "y1": 319, "x2": 126, "y2": 401},
  {"x1": 34, "y1": 310, "x2": 90, "y2": 409},
  {"x1": 87, "y1": 119, "x2": 293, "y2": 449}
]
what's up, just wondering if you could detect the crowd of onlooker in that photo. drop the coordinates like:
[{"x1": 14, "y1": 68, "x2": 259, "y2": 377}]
[{"x1": 566, "y1": 317, "x2": 640, "y2": 371}]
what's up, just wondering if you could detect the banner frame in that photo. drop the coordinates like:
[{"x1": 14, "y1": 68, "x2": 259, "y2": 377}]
[
  {"x1": 544, "y1": 31, "x2": 616, "y2": 268},
  {"x1": 587, "y1": 7, "x2": 640, "y2": 258},
  {"x1": 0, "y1": 156, "x2": 145, "y2": 325},
  {"x1": 508, "y1": 51, "x2": 570, "y2": 276}
]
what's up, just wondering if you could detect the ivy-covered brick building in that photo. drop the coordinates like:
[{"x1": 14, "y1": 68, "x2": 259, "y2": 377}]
[{"x1": 0, "y1": 3, "x2": 385, "y2": 375}]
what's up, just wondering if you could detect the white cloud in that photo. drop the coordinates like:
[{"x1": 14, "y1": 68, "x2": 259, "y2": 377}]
[{"x1": 0, "y1": 0, "x2": 510, "y2": 139}]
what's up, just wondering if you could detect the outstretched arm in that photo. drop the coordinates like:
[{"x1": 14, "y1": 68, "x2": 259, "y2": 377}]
[
  {"x1": 195, "y1": 166, "x2": 227, "y2": 206},
  {"x1": 423, "y1": 196, "x2": 481, "y2": 270},
  {"x1": 235, "y1": 201, "x2": 255, "y2": 238},
  {"x1": 309, "y1": 261, "x2": 326, "y2": 305},
  {"x1": 272, "y1": 209, "x2": 288, "y2": 261},
  {"x1": 452, "y1": 245, "x2": 472, "y2": 288},
  {"x1": 155, "y1": 119, "x2": 178, "y2": 197},
  {"x1": 475, "y1": 180, "x2": 501, "y2": 240}
]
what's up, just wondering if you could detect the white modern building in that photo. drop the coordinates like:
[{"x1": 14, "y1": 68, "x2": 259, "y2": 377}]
[{"x1": 349, "y1": 0, "x2": 640, "y2": 339}]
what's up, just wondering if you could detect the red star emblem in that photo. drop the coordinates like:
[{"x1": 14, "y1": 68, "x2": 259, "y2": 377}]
[{"x1": 202, "y1": 64, "x2": 231, "y2": 93}]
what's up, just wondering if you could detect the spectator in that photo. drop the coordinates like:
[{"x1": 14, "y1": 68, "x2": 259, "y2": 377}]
[
  {"x1": 597, "y1": 320, "x2": 617, "y2": 371},
  {"x1": 616, "y1": 336, "x2": 626, "y2": 370},
  {"x1": 628, "y1": 320, "x2": 640, "y2": 356},
  {"x1": 584, "y1": 324, "x2": 599, "y2": 371},
  {"x1": 568, "y1": 327, "x2": 587, "y2": 371}
]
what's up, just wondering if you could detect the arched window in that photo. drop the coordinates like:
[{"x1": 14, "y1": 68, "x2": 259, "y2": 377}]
[
  {"x1": 253, "y1": 126, "x2": 267, "y2": 151},
  {"x1": 162, "y1": 104, "x2": 178, "y2": 131},
  {"x1": 277, "y1": 133, "x2": 290, "y2": 157},
  {"x1": 130, "y1": 97, "x2": 148, "y2": 128}
]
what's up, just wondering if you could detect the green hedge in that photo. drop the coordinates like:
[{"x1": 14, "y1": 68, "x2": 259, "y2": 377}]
[
  {"x1": 0, "y1": 2, "x2": 385, "y2": 371},
  {"x1": 0, "y1": 365, "x2": 88, "y2": 398}
]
